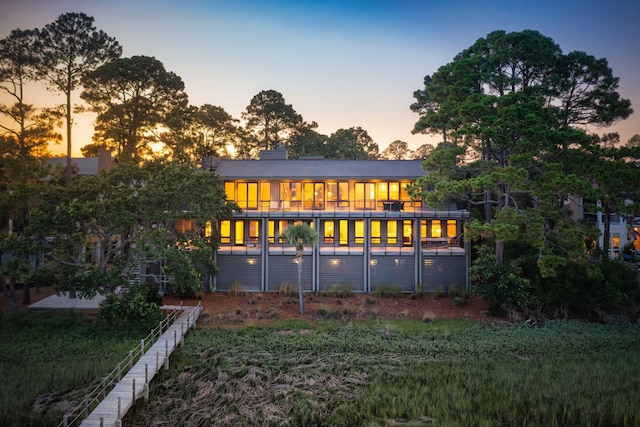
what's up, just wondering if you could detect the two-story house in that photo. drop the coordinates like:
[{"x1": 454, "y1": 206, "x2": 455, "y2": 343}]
[{"x1": 206, "y1": 146, "x2": 470, "y2": 293}]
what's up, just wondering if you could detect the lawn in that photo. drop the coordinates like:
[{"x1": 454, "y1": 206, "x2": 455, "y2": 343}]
[
  {"x1": 124, "y1": 319, "x2": 640, "y2": 426},
  {"x1": 0, "y1": 310, "x2": 144, "y2": 427}
]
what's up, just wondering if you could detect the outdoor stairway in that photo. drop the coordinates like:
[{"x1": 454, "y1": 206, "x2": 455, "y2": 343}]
[{"x1": 74, "y1": 304, "x2": 202, "y2": 427}]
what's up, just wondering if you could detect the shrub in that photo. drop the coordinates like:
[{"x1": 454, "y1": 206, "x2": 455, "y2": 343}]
[
  {"x1": 278, "y1": 282, "x2": 298, "y2": 297},
  {"x1": 227, "y1": 281, "x2": 246, "y2": 297},
  {"x1": 470, "y1": 245, "x2": 532, "y2": 315},
  {"x1": 374, "y1": 285, "x2": 402, "y2": 298},
  {"x1": 98, "y1": 283, "x2": 164, "y2": 331}
]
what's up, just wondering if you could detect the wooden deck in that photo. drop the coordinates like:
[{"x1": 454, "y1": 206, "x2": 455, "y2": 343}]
[{"x1": 76, "y1": 305, "x2": 202, "y2": 427}]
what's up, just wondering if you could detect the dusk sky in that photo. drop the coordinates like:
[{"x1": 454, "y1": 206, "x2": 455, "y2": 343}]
[{"x1": 1, "y1": 0, "x2": 639, "y2": 156}]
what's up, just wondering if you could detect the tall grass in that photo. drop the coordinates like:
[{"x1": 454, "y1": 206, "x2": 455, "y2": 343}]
[
  {"x1": 0, "y1": 310, "x2": 143, "y2": 427},
  {"x1": 125, "y1": 319, "x2": 640, "y2": 426}
]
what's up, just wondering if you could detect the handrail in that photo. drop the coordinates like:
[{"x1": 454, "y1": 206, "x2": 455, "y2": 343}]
[{"x1": 57, "y1": 306, "x2": 187, "y2": 427}]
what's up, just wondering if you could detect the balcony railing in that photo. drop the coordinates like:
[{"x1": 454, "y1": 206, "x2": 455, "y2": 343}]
[{"x1": 230, "y1": 199, "x2": 467, "y2": 216}]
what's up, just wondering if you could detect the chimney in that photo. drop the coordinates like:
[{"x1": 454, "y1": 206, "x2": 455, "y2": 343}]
[{"x1": 259, "y1": 142, "x2": 288, "y2": 160}]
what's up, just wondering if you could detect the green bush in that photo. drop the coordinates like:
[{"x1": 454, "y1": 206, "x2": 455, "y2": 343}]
[
  {"x1": 98, "y1": 283, "x2": 164, "y2": 331},
  {"x1": 470, "y1": 245, "x2": 532, "y2": 315},
  {"x1": 374, "y1": 285, "x2": 402, "y2": 298}
]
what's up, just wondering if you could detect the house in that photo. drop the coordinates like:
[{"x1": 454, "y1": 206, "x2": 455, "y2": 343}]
[
  {"x1": 46, "y1": 149, "x2": 116, "y2": 177},
  {"x1": 206, "y1": 147, "x2": 470, "y2": 293}
]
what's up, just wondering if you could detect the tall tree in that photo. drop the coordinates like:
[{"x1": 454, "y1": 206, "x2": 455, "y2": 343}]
[
  {"x1": 162, "y1": 104, "x2": 241, "y2": 164},
  {"x1": 411, "y1": 30, "x2": 632, "y2": 278},
  {"x1": 381, "y1": 140, "x2": 412, "y2": 159},
  {"x1": 80, "y1": 56, "x2": 188, "y2": 163},
  {"x1": 0, "y1": 29, "x2": 61, "y2": 235},
  {"x1": 242, "y1": 90, "x2": 303, "y2": 150},
  {"x1": 284, "y1": 121, "x2": 327, "y2": 158},
  {"x1": 34, "y1": 12, "x2": 122, "y2": 184},
  {"x1": 324, "y1": 127, "x2": 379, "y2": 159}
]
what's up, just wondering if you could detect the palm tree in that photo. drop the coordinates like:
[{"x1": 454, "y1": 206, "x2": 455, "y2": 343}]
[{"x1": 281, "y1": 223, "x2": 318, "y2": 315}]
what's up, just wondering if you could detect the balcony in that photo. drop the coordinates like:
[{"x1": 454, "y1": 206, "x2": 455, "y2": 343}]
[{"x1": 230, "y1": 199, "x2": 467, "y2": 218}]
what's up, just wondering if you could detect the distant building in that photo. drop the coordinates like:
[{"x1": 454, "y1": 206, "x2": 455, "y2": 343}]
[
  {"x1": 47, "y1": 150, "x2": 116, "y2": 177},
  {"x1": 205, "y1": 146, "x2": 471, "y2": 293}
]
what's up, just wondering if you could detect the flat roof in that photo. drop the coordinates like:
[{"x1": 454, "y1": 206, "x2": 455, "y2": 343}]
[{"x1": 215, "y1": 159, "x2": 425, "y2": 180}]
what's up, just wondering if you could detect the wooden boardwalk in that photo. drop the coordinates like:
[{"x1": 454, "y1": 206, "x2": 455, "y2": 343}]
[{"x1": 77, "y1": 305, "x2": 202, "y2": 427}]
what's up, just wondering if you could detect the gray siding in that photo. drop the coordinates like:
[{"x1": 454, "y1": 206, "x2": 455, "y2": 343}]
[
  {"x1": 215, "y1": 255, "x2": 262, "y2": 292},
  {"x1": 421, "y1": 256, "x2": 467, "y2": 292},
  {"x1": 267, "y1": 255, "x2": 313, "y2": 292},
  {"x1": 370, "y1": 256, "x2": 415, "y2": 292},
  {"x1": 318, "y1": 255, "x2": 365, "y2": 292}
]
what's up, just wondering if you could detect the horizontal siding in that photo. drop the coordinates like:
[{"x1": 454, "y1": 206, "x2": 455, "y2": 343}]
[
  {"x1": 319, "y1": 255, "x2": 365, "y2": 292},
  {"x1": 268, "y1": 255, "x2": 313, "y2": 292},
  {"x1": 370, "y1": 256, "x2": 415, "y2": 292},
  {"x1": 421, "y1": 256, "x2": 467, "y2": 292},
  {"x1": 215, "y1": 255, "x2": 262, "y2": 292}
]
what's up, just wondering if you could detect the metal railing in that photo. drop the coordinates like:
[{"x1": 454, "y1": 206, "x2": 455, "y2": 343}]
[{"x1": 57, "y1": 304, "x2": 196, "y2": 427}]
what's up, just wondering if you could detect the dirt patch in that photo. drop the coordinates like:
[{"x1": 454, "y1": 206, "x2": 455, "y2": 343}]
[
  {"x1": 1, "y1": 286, "x2": 494, "y2": 324},
  {"x1": 163, "y1": 291, "x2": 494, "y2": 326}
]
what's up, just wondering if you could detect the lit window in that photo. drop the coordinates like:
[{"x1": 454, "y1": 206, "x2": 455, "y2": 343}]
[
  {"x1": 431, "y1": 220, "x2": 442, "y2": 238},
  {"x1": 355, "y1": 220, "x2": 364, "y2": 244},
  {"x1": 324, "y1": 220, "x2": 334, "y2": 244},
  {"x1": 235, "y1": 221, "x2": 245, "y2": 245},
  {"x1": 371, "y1": 220, "x2": 381, "y2": 244},
  {"x1": 387, "y1": 220, "x2": 397, "y2": 244},
  {"x1": 447, "y1": 220, "x2": 457, "y2": 237},
  {"x1": 220, "y1": 220, "x2": 231, "y2": 244}
]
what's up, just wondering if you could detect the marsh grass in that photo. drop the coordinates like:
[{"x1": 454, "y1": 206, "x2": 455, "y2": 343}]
[
  {"x1": 0, "y1": 310, "x2": 142, "y2": 427},
  {"x1": 125, "y1": 319, "x2": 640, "y2": 426}
]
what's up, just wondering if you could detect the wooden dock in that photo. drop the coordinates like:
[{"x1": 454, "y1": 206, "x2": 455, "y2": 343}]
[{"x1": 72, "y1": 304, "x2": 202, "y2": 427}]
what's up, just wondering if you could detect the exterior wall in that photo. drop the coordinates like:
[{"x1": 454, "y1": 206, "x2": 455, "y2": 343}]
[
  {"x1": 213, "y1": 156, "x2": 470, "y2": 293},
  {"x1": 318, "y1": 255, "x2": 365, "y2": 291}
]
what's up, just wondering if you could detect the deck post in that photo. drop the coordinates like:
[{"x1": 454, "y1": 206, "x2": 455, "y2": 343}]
[
  {"x1": 156, "y1": 351, "x2": 159, "y2": 372},
  {"x1": 129, "y1": 350, "x2": 133, "y2": 369},
  {"x1": 145, "y1": 363, "x2": 148, "y2": 383},
  {"x1": 100, "y1": 416, "x2": 104, "y2": 427},
  {"x1": 132, "y1": 378, "x2": 136, "y2": 401},
  {"x1": 63, "y1": 414, "x2": 68, "y2": 427},
  {"x1": 84, "y1": 394, "x2": 88, "y2": 417},
  {"x1": 117, "y1": 396, "x2": 121, "y2": 419},
  {"x1": 164, "y1": 340, "x2": 169, "y2": 369},
  {"x1": 144, "y1": 383, "x2": 149, "y2": 401},
  {"x1": 117, "y1": 361, "x2": 121, "y2": 381},
  {"x1": 174, "y1": 329, "x2": 177, "y2": 347},
  {"x1": 140, "y1": 338, "x2": 145, "y2": 355}
]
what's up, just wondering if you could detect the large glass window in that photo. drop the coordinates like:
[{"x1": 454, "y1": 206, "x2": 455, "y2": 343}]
[
  {"x1": 260, "y1": 183, "x2": 271, "y2": 209},
  {"x1": 355, "y1": 182, "x2": 376, "y2": 209},
  {"x1": 236, "y1": 182, "x2": 258, "y2": 209},
  {"x1": 377, "y1": 182, "x2": 400, "y2": 200},
  {"x1": 303, "y1": 182, "x2": 325, "y2": 209},
  {"x1": 224, "y1": 182, "x2": 235, "y2": 200},
  {"x1": 280, "y1": 182, "x2": 301, "y2": 208},
  {"x1": 326, "y1": 182, "x2": 349, "y2": 207}
]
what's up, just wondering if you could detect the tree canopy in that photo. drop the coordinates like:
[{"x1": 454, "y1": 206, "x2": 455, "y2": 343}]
[
  {"x1": 411, "y1": 29, "x2": 635, "y2": 311},
  {"x1": 24, "y1": 161, "x2": 237, "y2": 297},
  {"x1": 80, "y1": 56, "x2": 188, "y2": 163}
]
